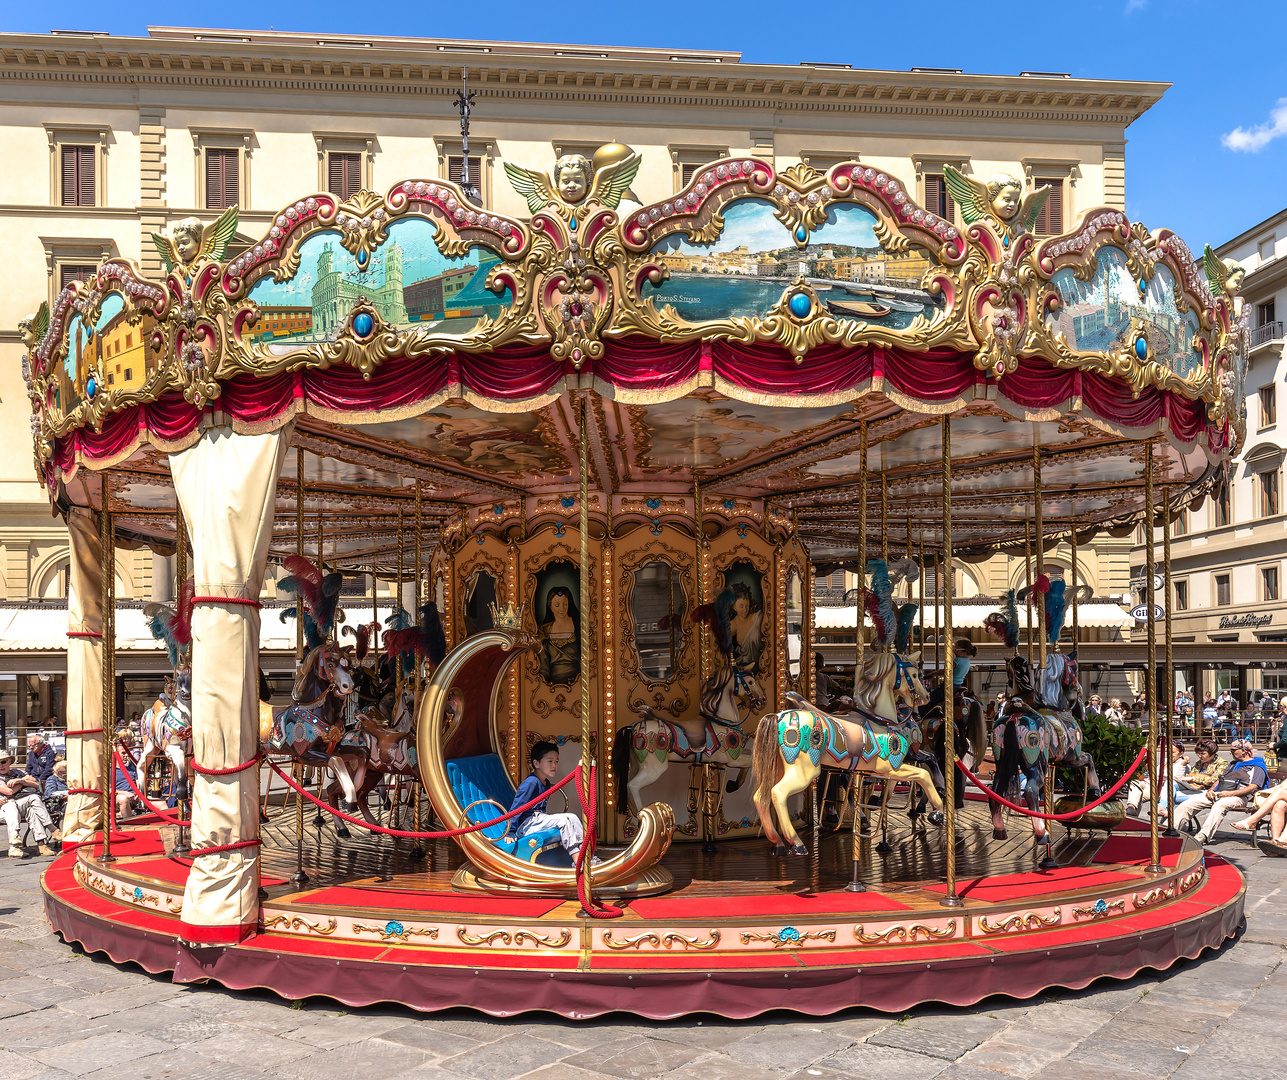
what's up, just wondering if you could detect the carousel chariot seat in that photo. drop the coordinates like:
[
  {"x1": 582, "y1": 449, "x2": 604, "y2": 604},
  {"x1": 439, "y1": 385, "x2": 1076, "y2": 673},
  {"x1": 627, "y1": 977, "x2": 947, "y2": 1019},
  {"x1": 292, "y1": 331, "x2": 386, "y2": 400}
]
[{"x1": 445, "y1": 754, "x2": 563, "y2": 864}]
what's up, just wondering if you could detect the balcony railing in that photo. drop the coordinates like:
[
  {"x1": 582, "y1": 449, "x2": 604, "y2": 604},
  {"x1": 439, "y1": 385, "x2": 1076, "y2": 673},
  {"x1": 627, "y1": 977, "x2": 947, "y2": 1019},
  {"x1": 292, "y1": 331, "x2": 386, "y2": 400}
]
[{"x1": 1250, "y1": 320, "x2": 1285, "y2": 349}]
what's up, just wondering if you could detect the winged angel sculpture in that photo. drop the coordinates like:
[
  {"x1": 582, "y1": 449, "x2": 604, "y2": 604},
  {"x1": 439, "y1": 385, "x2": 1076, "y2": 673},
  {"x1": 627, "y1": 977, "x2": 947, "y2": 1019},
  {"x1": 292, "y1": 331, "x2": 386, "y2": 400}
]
[
  {"x1": 151, "y1": 207, "x2": 239, "y2": 278},
  {"x1": 1203, "y1": 245, "x2": 1247, "y2": 319},
  {"x1": 943, "y1": 165, "x2": 1052, "y2": 244},
  {"x1": 504, "y1": 151, "x2": 640, "y2": 224}
]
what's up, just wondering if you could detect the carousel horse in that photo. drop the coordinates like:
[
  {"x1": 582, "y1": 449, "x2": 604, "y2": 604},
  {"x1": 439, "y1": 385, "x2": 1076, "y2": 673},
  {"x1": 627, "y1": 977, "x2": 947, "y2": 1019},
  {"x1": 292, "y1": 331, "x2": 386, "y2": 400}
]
[
  {"x1": 984, "y1": 585, "x2": 1100, "y2": 842},
  {"x1": 139, "y1": 589, "x2": 194, "y2": 800},
  {"x1": 138, "y1": 666, "x2": 193, "y2": 801},
  {"x1": 611, "y1": 660, "x2": 766, "y2": 817},
  {"x1": 612, "y1": 589, "x2": 767, "y2": 818},
  {"x1": 917, "y1": 689, "x2": 989, "y2": 811},
  {"x1": 752, "y1": 647, "x2": 943, "y2": 854},
  {"x1": 260, "y1": 641, "x2": 367, "y2": 810}
]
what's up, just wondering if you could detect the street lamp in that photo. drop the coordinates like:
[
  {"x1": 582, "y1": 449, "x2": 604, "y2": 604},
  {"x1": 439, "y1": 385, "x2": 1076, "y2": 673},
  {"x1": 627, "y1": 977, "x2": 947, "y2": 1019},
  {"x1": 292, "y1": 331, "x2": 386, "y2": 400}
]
[{"x1": 453, "y1": 71, "x2": 479, "y2": 204}]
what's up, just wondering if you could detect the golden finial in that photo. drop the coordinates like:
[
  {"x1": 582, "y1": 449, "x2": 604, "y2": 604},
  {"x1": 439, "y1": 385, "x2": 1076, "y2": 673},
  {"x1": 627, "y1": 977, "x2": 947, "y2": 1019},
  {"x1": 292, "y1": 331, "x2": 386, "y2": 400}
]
[{"x1": 489, "y1": 601, "x2": 524, "y2": 630}]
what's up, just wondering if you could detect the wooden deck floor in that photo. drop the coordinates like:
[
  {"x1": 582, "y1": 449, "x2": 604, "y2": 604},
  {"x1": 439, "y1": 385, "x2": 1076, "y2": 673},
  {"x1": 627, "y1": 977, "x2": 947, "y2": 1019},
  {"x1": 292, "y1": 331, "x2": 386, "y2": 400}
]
[{"x1": 256, "y1": 801, "x2": 1111, "y2": 906}]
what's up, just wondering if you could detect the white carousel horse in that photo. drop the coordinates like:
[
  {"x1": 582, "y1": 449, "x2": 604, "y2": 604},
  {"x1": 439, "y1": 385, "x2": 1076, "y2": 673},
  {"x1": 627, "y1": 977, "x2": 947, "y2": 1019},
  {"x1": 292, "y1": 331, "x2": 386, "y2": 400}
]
[
  {"x1": 138, "y1": 666, "x2": 193, "y2": 802},
  {"x1": 260, "y1": 642, "x2": 368, "y2": 811},
  {"x1": 752, "y1": 649, "x2": 944, "y2": 854},
  {"x1": 612, "y1": 659, "x2": 766, "y2": 818}
]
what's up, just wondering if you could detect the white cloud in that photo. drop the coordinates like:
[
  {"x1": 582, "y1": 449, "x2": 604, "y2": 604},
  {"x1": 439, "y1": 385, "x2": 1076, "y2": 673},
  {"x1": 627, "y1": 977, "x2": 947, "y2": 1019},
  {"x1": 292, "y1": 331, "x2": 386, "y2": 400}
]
[
  {"x1": 1125, "y1": 0, "x2": 1147, "y2": 12},
  {"x1": 1223, "y1": 98, "x2": 1287, "y2": 152}
]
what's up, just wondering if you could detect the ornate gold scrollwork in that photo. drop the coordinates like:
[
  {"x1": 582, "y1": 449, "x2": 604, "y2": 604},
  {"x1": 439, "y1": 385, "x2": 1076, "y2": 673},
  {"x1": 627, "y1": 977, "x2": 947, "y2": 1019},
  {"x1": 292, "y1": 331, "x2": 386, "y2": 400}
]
[
  {"x1": 602, "y1": 929, "x2": 721, "y2": 951},
  {"x1": 1071, "y1": 898, "x2": 1126, "y2": 920},
  {"x1": 1132, "y1": 883, "x2": 1178, "y2": 909},
  {"x1": 855, "y1": 921, "x2": 958, "y2": 944},
  {"x1": 738, "y1": 927, "x2": 837, "y2": 948},
  {"x1": 456, "y1": 926, "x2": 513, "y2": 947},
  {"x1": 263, "y1": 914, "x2": 339, "y2": 936},
  {"x1": 352, "y1": 920, "x2": 438, "y2": 942},
  {"x1": 512, "y1": 928, "x2": 573, "y2": 949},
  {"x1": 1179, "y1": 868, "x2": 1203, "y2": 893},
  {"x1": 977, "y1": 909, "x2": 1062, "y2": 935}
]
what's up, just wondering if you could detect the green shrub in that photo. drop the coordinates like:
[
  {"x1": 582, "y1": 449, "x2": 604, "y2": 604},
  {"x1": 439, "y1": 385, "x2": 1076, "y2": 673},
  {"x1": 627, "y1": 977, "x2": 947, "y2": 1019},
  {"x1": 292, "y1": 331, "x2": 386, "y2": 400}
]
[{"x1": 1058, "y1": 710, "x2": 1146, "y2": 792}]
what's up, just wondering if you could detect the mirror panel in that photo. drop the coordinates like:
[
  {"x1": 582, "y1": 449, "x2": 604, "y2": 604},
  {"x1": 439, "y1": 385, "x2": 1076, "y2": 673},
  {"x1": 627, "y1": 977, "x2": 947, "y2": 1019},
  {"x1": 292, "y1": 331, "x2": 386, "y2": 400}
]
[{"x1": 631, "y1": 560, "x2": 686, "y2": 681}]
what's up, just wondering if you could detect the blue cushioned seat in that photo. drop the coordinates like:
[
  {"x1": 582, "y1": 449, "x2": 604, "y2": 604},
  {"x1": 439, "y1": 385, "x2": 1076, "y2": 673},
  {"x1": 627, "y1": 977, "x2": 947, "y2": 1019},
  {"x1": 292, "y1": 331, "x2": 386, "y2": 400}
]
[{"x1": 446, "y1": 754, "x2": 563, "y2": 863}]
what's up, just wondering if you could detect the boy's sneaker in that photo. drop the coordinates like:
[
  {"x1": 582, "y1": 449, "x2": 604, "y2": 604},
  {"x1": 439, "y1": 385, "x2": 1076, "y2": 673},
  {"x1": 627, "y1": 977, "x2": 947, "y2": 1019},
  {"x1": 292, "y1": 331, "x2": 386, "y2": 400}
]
[
  {"x1": 7, "y1": 845, "x2": 23, "y2": 859},
  {"x1": 37, "y1": 844, "x2": 58, "y2": 857}
]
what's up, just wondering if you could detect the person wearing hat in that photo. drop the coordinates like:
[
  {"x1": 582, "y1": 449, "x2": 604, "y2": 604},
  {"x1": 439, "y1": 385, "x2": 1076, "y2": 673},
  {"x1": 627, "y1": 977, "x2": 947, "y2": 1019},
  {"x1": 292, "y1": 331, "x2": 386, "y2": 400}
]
[
  {"x1": 1174, "y1": 738, "x2": 1266, "y2": 844},
  {"x1": 0, "y1": 748, "x2": 57, "y2": 858}
]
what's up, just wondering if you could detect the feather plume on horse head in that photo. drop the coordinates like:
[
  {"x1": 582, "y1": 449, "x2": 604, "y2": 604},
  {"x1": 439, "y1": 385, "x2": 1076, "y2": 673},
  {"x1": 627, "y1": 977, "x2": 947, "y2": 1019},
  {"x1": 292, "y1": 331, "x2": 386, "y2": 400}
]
[
  {"x1": 1044, "y1": 579, "x2": 1068, "y2": 646},
  {"x1": 278, "y1": 554, "x2": 343, "y2": 644},
  {"x1": 384, "y1": 601, "x2": 449, "y2": 675},
  {"x1": 983, "y1": 588, "x2": 1021, "y2": 649},
  {"x1": 864, "y1": 559, "x2": 896, "y2": 649},
  {"x1": 341, "y1": 621, "x2": 380, "y2": 661},
  {"x1": 385, "y1": 607, "x2": 413, "y2": 632},
  {"x1": 142, "y1": 578, "x2": 195, "y2": 668},
  {"x1": 895, "y1": 601, "x2": 918, "y2": 654},
  {"x1": 888, "y1": 558, "x2": 920, "y2": 588},
  {"x1": 691, "y1": 589, "x2": 735, "y2": 653}
]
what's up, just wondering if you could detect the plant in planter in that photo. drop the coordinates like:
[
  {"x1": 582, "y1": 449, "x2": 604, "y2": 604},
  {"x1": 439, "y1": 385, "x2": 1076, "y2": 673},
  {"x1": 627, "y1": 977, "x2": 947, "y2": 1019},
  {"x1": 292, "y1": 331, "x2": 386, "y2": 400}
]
[{"x1": 1055, "y1": 710, "x2": 1147, "y2": 830}]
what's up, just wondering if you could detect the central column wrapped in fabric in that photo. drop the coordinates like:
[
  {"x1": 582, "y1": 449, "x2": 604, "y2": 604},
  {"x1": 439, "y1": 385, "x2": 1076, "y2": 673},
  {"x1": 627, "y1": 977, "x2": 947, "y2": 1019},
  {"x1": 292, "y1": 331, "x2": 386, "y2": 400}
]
[
  {"x1": 171, "y1": 422, "x2": 290, "y2": 943},
  {"x1": 63, "y1": 508, "x2": 104, "y2": 846}
]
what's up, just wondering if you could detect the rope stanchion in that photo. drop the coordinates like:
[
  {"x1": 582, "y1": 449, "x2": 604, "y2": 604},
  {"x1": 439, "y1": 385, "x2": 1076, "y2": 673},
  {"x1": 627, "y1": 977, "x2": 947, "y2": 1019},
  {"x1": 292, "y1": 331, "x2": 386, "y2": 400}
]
[
  {"x1": 265, "y1": 757, "x2": 583, "y2": 839},
  {"x1": 956, "y1": 744, "x2": 1148, "y2": 821},
  {"x1": 191, "y1": 754, "x2": 260, "y2": 777},
  {"x1": 66, "y1": 631, "x2": 102, "y2": 639},
  {"x1": 112, "y1": 750, "x2": 190, "y2": 826},
  {"x1": 574, "y1": 764, "x2": 623, "y2": 919}
]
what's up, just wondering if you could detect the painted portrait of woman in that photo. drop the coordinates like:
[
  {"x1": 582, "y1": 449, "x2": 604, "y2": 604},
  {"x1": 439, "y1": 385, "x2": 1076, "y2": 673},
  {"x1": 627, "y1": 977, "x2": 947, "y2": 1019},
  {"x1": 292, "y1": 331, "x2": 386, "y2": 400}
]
[
  {"x1": 728, "y1": 581, "x2": 764, "y2": 674},
  {"x1": 538, "y1": 585, "x2": 580, "y2": 684}
]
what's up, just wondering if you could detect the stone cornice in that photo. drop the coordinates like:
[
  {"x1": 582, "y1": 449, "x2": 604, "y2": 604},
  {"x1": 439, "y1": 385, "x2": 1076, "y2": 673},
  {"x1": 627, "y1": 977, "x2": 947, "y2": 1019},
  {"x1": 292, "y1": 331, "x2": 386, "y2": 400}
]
[{"x1": 0, "y1": 32, "x2": 1168, "y2": 126}]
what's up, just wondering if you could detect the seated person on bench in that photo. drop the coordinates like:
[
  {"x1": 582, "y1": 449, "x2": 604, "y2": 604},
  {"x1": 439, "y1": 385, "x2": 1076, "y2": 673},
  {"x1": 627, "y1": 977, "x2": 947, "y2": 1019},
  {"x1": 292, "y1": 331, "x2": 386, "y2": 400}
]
[{"x1": 508, "y1": 741, "x2": 598, "y2": 864}]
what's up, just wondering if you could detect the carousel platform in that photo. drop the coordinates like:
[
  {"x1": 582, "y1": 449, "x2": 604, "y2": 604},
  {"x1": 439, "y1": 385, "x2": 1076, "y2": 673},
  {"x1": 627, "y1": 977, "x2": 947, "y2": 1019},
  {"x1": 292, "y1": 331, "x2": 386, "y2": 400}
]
[{"x1": 42, "y1": 800, "x2": 1244, "y2": 1019}]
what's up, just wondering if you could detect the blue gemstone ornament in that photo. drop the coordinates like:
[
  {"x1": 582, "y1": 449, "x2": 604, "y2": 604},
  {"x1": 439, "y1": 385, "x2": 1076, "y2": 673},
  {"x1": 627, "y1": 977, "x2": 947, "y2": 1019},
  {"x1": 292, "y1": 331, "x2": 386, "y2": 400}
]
[
  {"x1": 788, "y1": 292, "x2": 812, "y2": 318},
  {"x1": 85, "y1": 376, "x2": 97, "y2": 397},
  {"x1": 1134, "y1": 335, "x2": 1148, "y2": 360},
  {"x1": 795, "y1": 226, "x2": 808, "y2": 243},
  {"x1": 569, "y1": 217, "x2": 578, "y2": 230},
  {"x1": 1138, "y1": 278, "x2": 1148, "y2": 294},
  {"x1": 384, "y1": 920, "x2": 405, "y2": 937},
  {"x1": 356, "y1": 250, "x2": 367, "y2": 268},
  {"x1": 352, "y1": 312, "x2": 374, "y2": 338}
]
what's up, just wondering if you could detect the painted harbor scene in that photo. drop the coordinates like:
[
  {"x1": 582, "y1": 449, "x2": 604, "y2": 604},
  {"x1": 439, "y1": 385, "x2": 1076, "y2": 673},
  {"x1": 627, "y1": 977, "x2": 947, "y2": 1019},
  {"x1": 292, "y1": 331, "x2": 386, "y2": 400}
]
[
  {"x1": 245, "y1": 217, "x2": 512, "y2": 349},
  {"x1": 644, "y1": 200, "x2": 944, "y2": 327}
]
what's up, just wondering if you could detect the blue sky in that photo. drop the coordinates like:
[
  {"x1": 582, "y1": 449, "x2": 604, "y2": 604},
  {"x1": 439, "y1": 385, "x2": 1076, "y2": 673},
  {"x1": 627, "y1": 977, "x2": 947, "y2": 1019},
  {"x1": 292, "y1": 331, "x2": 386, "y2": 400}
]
[{"x1": 10, "y1": 1, "x2": 1285, "y2": 250}]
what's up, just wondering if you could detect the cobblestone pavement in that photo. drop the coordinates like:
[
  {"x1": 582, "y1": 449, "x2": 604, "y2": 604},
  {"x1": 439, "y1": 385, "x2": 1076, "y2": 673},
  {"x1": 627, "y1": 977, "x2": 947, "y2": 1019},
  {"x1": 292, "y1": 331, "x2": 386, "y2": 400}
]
[{"x1": 0, "y1": 833, "x2": 1283, "y2": 1080}]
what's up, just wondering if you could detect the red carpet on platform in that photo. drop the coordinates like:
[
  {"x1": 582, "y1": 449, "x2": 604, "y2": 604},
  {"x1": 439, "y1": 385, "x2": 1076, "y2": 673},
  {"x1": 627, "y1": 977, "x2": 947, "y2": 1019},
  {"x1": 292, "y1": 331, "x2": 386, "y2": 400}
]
[{"x1": 297, "y1": 886, "x2": 568, "y2": 917}]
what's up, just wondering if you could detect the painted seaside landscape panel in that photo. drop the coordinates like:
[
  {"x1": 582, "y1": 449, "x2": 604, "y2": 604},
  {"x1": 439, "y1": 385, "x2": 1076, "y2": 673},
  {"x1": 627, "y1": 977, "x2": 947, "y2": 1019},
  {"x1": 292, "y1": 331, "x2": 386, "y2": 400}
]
[
  {"x1": 246, "y1": 217, "x2": 512, "y2": 347},
  {"x1": 644, "y1": 200, "x2": 944, "y2": 328}
]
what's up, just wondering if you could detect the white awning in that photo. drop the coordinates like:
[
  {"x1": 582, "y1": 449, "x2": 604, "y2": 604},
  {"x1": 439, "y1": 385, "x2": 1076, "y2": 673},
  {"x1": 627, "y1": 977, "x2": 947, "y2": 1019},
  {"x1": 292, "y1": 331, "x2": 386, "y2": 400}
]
[
  {"x1": 0, "y1": 603, "x2": 394, "y2": 653},
  {"x1": 813, "y1": 603, "x2": 1133, "y2": 631}
]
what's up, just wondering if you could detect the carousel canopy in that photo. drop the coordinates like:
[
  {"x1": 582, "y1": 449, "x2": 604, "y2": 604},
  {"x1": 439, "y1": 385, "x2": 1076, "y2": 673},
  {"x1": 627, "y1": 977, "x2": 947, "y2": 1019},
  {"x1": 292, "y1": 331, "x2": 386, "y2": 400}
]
[{"x1": 18, "y1": 152, "x2": 1247, "y2": 567}]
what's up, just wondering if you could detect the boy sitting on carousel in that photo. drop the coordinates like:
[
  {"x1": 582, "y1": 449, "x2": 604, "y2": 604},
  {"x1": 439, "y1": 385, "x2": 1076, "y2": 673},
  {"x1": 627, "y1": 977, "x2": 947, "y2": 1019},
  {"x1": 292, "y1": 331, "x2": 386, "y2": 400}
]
[{"x1": 509, "y1": 741, "x2": 599, "y2": 864}]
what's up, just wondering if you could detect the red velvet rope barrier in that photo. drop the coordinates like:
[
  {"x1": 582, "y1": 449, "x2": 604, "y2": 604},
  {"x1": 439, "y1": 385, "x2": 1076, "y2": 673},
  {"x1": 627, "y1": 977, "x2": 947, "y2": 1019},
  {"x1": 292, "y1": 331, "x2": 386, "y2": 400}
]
[
  {"x1": 66, "y1": 631, "x2": 102, "y2": 639},
  {"x1": 191, "y1": 596, "x2": 262, "y2": 609},
  {"x1": 955, "y1": 744, "x2": 1150, "y2": 821},
  {"x1": 67, "y1": 787, "x2": 102, "y2": 795},
  {"x1": 65, "y1": 727, "x2": 104, "y2": 736},
  {"x1": 188, "y1": 838, "x2": 261, "y2": 857},
  {"x1": 264, "y1": 756, "x2": 583, "y2": 839},
  {"x1": 574, "y1": 764, "x2": 623, "y2": 920},
  {"x1": 191, "y1": 753, "x2": 260, "y2": 776},
  {"x1": 112, "y1": 750, "x2": 190, "y2": 827}
]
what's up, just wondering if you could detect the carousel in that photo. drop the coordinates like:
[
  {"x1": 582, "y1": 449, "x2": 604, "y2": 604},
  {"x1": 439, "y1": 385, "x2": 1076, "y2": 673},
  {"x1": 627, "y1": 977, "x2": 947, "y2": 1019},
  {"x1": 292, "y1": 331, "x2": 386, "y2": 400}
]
[{"x1": 24, "y1": 144, "x2": 1246, "y2": 1017}]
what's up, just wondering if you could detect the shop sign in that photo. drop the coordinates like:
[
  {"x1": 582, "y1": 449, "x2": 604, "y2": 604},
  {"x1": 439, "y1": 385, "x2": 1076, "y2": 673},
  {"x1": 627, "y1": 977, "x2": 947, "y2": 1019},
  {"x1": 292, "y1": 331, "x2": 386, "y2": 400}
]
[
  {"x1": 1217, "y1": 612, "x2": 1274, "y2": 630},
  {"x1": 1130, "y1": 603, "x2": 1164, "y2": 622}
]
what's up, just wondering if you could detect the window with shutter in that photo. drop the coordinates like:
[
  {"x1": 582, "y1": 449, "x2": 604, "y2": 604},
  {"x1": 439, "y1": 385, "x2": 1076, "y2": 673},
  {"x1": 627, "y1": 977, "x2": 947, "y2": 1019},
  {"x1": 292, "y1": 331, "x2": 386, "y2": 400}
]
[
  {"x1": 327, "y1": 152, "x2": 362, "y2": 200},
  {"x1": 59, "y1": 264, "x2": 96, "y2": 291},
  {"x1": 205, "y1": 148, "x2": 239, "y2": 209},
  {"x1": 448, "y1": 156, "x2": 482, "y2": 188},
  {"x1": 1033, "y1": 179, "x2": 1064, "y2": 236},
  {"x1": 924, "y1": 174, "x2": 955, "y2": 222},
  {"x1": 60, "y1": 145, "x2": 95, "y2": 206},
  {"x1": 681, "y1": 163, "x2": 700, "y2": 188}
]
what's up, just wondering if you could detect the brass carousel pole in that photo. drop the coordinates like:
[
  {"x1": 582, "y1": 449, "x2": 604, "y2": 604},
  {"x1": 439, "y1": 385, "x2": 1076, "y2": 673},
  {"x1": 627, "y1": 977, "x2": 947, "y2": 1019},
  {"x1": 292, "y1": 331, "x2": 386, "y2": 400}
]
[
  {"x1": 1024, "y1": 521, "x2": 1034, "y2": 669},
  {"x1": 1070, "y1": 519, "x2": 1080, "y2": 652},
  {"x1": 100, "y1": 480, "x2": 115, "y2": 862},
  {"x1": 172, "y1": 502, "x2": 191, "y2": 856},
  {"x1": 854, "y1": 421, "x2": 867, "y2": 688},
  {"x1": 393, "y1": 506, "x2": 405, "y2": 831},
  {"x1": 1034, "y1": 449, "x2": 1046, "y2": 674},
  {"x1": 413, "y1": 480, "x2": 425, "y2": 846},
  {"x1": 874, "y1": 469, "x2": 892, "y2": 852},
  {"x1": 846, "y1": 424, "x2": 869, "y2": 892},
  {"x1": 940, "y1": 417, "x2": 961, "y2": 908},
  {"x1": 291, "y1": 448, "x2": 308, "y2": 886},
  {"x1": 695, "y1": 472, "x2": 705, "y2": 689},
  {"x1": 577, "y1": 393, "x2": 595, "y2": 912},
  {"x1": 316, "y1": 513, "x2": 326, "y2": 811},
  {"x1": 1163, "y1": 484, "x2": 1177, "y2": 838},
  {"x1": 1144, "y1": 443, "x2": 1162, "y2": 874},
  {"x1": 880, "y1": 471, "x2": 889, "y2": 562}
]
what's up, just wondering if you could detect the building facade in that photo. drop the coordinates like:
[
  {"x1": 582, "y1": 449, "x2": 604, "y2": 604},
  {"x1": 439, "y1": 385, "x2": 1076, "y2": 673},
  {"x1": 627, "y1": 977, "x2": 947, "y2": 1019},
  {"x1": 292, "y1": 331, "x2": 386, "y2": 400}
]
[
  {"x1": 0, "y1": 25, "x2": 1166, "y2": 735},
  {"x1": 1132, "y1": 207, "x2": 1287, "y2": 704}
]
